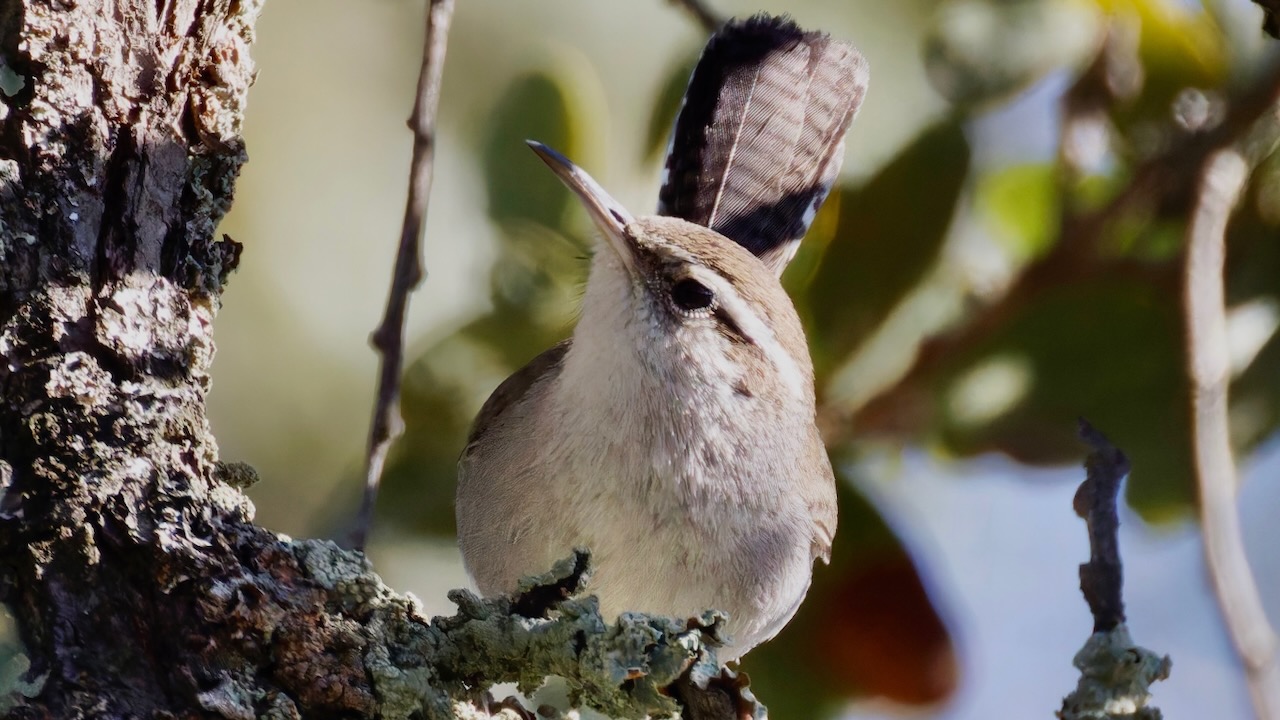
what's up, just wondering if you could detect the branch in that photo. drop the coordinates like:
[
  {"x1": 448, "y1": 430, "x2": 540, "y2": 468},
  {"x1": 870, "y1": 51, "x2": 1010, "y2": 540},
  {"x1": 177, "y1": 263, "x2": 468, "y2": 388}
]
[
  {"x1": 1072, "y1": 420, "x2": 1130, "y2": 633},
  {"x1": 1184, "y1": 146, "x2": 1280, "y2": 719},
  {"x1": 668, "y1": 0, "x2": 723, "y2": 33},
  {"x1": 354, "y1": 0, "x2": 457, "y2": 550},
  {"x1": 1059, "y1": 423, "x2": 1171, "y2": 720},
  {"x1": 424, "y1": 551, "x2": 759, "y2": 720}
]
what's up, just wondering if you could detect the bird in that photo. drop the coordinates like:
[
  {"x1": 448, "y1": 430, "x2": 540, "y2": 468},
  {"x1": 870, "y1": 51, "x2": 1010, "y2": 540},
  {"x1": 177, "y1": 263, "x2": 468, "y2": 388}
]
[{"x1": 455, "y1": 13, "x2": 868, "y2": 662}]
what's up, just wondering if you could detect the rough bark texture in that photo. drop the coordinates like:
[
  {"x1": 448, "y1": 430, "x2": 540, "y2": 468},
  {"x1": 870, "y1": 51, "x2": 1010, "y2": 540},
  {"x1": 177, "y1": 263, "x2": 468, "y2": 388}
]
[
  {"x1": 0, "y1": 0, "x2": 266, "y2": 714},
  {"x1": 0, "y1": 2, "x2": 744, "y2": 719}
]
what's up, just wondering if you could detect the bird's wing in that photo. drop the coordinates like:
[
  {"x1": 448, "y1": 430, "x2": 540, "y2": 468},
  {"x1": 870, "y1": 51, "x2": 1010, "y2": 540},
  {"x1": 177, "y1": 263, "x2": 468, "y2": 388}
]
[
  {"x1": 461, "y1": 339, "x2": 572, "y2": 456},
  {"x1": 805, "y1": 427, "x2": 838, "y2": 564}
]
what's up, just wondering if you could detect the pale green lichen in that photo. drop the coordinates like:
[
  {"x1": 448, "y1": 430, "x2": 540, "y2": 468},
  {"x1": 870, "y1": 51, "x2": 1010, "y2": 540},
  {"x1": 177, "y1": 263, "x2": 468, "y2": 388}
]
[
  {"x1": 257, "y1": 691, "x2": 302, "y2": 720},
  {"x1": 0, "y1": 62, "x2": 22, "y2": 98},
  {"x1": 0, "y1": 604, "x2": 42, "y2": 714},
  {"x1": 271, "y1": 542, "x2": 736, "y2": 719},
  {"x1": 214, "y1": 461, "x2": 261, "y2": 490},
  {"x1": 1058, "y1": 624, "x2": 1171, "y2": 720},
  {"x1": 294, "y1": 539, "x2": 375, "y2": 593},
  {"x1": 195, "y1": 674, "x2": 258, "y2": 720},
  {"x1": 363, "y1": 629, "x2": 448, "y2": 720}
]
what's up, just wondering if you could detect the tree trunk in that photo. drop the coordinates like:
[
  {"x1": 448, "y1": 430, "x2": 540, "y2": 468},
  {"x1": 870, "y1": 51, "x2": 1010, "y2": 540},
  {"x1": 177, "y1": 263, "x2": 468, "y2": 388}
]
[{"x1": 0, "y1": 0, "x2": 400, "y2": 716}]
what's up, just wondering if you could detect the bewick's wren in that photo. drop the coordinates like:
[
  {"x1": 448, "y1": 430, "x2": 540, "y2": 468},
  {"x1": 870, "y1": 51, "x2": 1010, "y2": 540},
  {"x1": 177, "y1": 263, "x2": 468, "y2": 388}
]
[{"x1": 456, "y1": 15, "x2": 868, "y2": 661}]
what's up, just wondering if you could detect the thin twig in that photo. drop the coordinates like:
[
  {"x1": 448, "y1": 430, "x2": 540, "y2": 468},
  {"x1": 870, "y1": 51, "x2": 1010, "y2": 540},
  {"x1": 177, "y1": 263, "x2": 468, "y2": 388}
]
[
  {"x1": 352, "y1": 0, "x2": 456, "y2": 551},
  {"x1": 1072, "y1": 420, "x2": 1130, "y2": 633},
  {"x1": 1185, "y1": 146, "x2": 1280, "y2": 720},
  {"x1": 1060, "y1": 422, "x2": 1170, "y2": 720},
  {"x1": 668, "y1": 0, "x2": 722, "y2": 33}
]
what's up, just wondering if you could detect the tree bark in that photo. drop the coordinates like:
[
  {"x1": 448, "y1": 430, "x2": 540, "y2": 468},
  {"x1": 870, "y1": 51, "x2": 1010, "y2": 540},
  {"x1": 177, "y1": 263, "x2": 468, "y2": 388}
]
[
  {"x1": 0, "y1": 0, "x2": 270, "y2": 714},
  {"x1": 0, "y1": 0, "x2": 402, "y2": 714},
  {"x1": 0, "y1": 3, "x2": 735, "y2": 719}
]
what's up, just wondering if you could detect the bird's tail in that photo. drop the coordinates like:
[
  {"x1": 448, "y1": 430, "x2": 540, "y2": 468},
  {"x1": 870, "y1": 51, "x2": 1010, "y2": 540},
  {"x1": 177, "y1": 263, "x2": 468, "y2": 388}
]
[{"x1": 657, "y1": 14, "x2": 869, "y2": 276}]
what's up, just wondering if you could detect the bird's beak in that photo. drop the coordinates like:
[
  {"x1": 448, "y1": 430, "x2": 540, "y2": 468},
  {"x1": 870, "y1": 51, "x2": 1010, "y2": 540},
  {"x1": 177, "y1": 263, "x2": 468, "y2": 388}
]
[{"x1": 526, "y1": 141, "x2": 637, "y2": 274}]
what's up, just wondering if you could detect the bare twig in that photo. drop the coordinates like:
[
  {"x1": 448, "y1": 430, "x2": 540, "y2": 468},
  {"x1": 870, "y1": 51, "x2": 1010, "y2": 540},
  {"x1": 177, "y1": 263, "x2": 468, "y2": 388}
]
[
  {"x1": 1059, "y1": 423, "x2": 1170, "y2": 720},
  {"x1": 1185, "y1": 147, "x2": 1280, "y2": 720},
  {"x1": 353, "y1": 0, "x2": 456, "y2": 551},
  {"x1": 1073, "y1": 420, "x2": 1131, "y2": 633},
  {"x1": 668, "y1": 0, "x2": 722, "y2": 33}
]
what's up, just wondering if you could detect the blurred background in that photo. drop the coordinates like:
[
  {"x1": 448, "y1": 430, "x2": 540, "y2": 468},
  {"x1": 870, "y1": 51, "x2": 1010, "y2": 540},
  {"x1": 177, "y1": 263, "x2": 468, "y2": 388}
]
[{"x1": 210, "y1": 0, "x2": 1280, "y2": 717}]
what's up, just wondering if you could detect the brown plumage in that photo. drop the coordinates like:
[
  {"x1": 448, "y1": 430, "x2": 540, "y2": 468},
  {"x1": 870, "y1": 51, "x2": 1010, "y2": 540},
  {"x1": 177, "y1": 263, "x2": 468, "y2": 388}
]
[{"x1": 457, "y1": 16, "x2": 868, "y2": 662}]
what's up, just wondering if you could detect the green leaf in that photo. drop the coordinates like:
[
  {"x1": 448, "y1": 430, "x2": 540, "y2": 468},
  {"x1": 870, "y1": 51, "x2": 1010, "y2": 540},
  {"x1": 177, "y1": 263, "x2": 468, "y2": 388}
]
[
  {"x1": 924, "y1": 0, "x2": 1099, "y2": 108},
  {"x1": 802, "y1": 119, "x2": 971, "y2": 377},
  {"x1": 482, "y1": 67, "x2": 586, "y2": 230},
  {"x1": 1222, "y1": 184, "x2": 1280, "y2": 454},
  {"x1": 934, "y1": 273, "x2": 1194, "y2": 518},
  {"x1": 1226, "y1": 162, "x2": 1280, "y2": 304},
  {"x1": 1100, "y1": 216, "x2": 1184, "y2": 261},
  {"x1": 975, "y1": 163, "x2": 1058, "y2": 260}
]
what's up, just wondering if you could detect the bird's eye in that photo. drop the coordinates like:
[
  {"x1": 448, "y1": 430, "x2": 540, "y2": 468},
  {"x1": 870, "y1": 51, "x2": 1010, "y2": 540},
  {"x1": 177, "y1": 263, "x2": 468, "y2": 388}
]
[{"x1": 670, "y1": 278, "x2": 715, "y2": 313}]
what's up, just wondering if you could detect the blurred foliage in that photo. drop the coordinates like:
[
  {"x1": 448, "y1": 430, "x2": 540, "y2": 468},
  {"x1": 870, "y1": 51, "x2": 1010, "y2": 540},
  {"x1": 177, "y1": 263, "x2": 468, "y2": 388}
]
[
  {"x1": 484, "y1": 72, "x2": 577, "y2": 228},
  {"x1": 935, "y1": 274, "x2": 1192, "y2": 512},
  {"x1": 977, "y1": 163, "x2": 1060, "y2": 259},
  {"x1": 350, "y1": 0, "x2": 1280, "y2": 714},
  {"x1": 368, "y1": 64, "x2": 592, "y2": 538},
  {"x1": 924, "y1": 0, "x2": 1100, "y2": 107},
  {"x1": 802, "y1": 119, "x2": 971, "y2": 374}
]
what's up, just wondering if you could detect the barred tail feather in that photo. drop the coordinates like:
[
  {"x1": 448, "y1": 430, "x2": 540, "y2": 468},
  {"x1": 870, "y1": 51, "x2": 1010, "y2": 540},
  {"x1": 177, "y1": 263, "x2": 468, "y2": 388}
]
[{"x1": 657, "y1": 14, "x2": 869, "y2": 276}]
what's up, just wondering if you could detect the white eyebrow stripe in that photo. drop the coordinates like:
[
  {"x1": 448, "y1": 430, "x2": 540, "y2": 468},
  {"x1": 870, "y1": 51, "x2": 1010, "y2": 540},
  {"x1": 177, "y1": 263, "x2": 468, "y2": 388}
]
[{"x1": 685, "y1": 266, "x2": 805, "y2": 400}]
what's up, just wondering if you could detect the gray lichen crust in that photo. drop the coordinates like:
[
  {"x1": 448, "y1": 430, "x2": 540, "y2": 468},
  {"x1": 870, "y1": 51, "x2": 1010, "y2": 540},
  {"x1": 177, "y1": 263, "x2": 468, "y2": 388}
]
[
  {"x1": 1058, "y1": 625, "x2": 1172, "y2": 720},
  {"x1": 426, "y1": 551, "x2": 730, "y2": 718}
]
